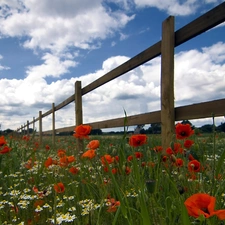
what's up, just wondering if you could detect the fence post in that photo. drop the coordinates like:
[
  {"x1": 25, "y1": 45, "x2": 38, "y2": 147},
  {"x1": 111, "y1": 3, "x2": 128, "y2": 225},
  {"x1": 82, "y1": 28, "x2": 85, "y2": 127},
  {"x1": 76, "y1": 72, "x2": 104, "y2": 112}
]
[
  {"x1": 39, "y1": 111, "x2": 42, "y2": 146},
  {"x1": 161, "y1": 16, "x2": 175, "y2": 152},
  {"x1": 21, "y1": 125, "x2": 23, "y2": 136},
  {"x1": 52, "y1": 103, "x2": 55, "y2": 147},
  {"x1": 75, "y1": 81, "x2": 83, "y2": 152},
  {"x1": 33, "y1": 117, "x2": 35, "y2": 134},
  {"x1": 27, "y1": 120, "x2": 29, "y2": 135}
]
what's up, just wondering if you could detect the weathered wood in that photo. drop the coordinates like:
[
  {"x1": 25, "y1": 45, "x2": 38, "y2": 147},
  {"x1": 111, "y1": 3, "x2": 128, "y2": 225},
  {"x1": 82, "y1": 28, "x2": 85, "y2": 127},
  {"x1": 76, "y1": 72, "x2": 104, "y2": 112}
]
[
  {"x1": 82, "y1": 41, "x2": 161, "y2": 95},
  {"x1": 81, "y1": 2, "x2": 225, "y2": 96},
  {"x1": 33, "y1": 117, "x2": 35, "y2": 133},
  {"x1": 161, "y1": 16, "x2": 175, "y2": 151},
  {"x1": 27, "y1": 120, "x2": 29, "y2": 135},
  {"x1": 55, "y1": 94, "x2": 75, "y2": 111},
  {"x1": 42, "y1": 99, "x2": 225, "y2": 135},
  {"x1": 39, "y1": 111, "x2": 42, "y2": 145},
  {"x1": 52, "y1": 103, "x2": 55, "y2": 146},
  {"x1": 175, "y1": 2, "x2": 225, "y2": 46},
  {"x1": 175, "y1": 99, "x2": 225, "y2": 120},
  {"x1": 75, "y1": 81, "x2": 83, "y2": 152}
]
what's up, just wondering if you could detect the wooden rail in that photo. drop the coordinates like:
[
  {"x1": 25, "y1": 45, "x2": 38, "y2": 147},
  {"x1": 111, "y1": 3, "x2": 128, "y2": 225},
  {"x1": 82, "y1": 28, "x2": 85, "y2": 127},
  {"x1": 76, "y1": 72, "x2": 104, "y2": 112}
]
[{"x1": 17, "y1": 2, "x2": 225, "y2": 151}]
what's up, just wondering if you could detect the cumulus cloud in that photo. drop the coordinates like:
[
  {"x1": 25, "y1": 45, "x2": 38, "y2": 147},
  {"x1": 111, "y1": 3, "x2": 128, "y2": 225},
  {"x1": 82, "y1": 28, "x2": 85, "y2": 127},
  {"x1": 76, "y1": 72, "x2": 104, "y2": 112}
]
[
  {"x1": 0, "y1": 0, "x2": 135, "y2": 54},
  {"x1": 2, "y1": 41, "x2": 225, "y2": 130},
  {"x1": 0, "y1": 55, "x2": 10, "y2": 71}
]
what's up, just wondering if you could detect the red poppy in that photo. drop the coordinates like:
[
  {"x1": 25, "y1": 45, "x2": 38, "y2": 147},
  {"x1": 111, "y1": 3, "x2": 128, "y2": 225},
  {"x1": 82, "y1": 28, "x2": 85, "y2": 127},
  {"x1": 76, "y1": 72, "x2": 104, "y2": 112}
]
[
  {"x1": 184, "y1": 193, "x2": 225, "y2": 220},
  {"x1": 57, "y1": 149, "x2": 66, "y2": 158},
  {"x1": 87, "y1": 140, "x2": 100, "y2": 149},
  {"x1": 175, "y1": 158, "x2": 184, "y2": 167},
  {"x1": 0, "y1": 136, "x2": 7, "y2": 146},
  {"x1": 81, "y1": 149, "x2": 96, "y2": 159},
  {"x1": 111, "y1": 168, "x2": 118, "y2": 174},
  {"x1": 173, "y1": 143, "x2": 184, "y2": 154},
  {"x1": 44, "y1": 157, "x2": 53, "y2": 168},
  {"x1": 45, "y1": 145, "x2": 50, "y2": 151},
  {"x1": 188, "y1": 153, "x2": 195, "y2": 161},
  {"x1": 188, "y1": 160, "x2": 201, "y2": 173},
  {"x1": 166, "y1": 147, "x2": 173, "y2": 155},
  {"x1": 129, "y1": 134, "x2": 147, "y2": 147},
  {"x1": 134, "y1": 151, "x2": 143, "y2": 159},
  {"x1": 101, "y1": 154, "x2": 114, "y2": 165},
  {"x1": 73, "y1": 124, "x2": 92, "y2": 139},
  {"x1": 0, "y1": 146, "x2": 12, "y2": 154},
  {"x1": 125, "y1": 166, "x2": 131, "y2": 175},
  {"x1": 184, "y1": 139, "x2": 194, "y2": 149},
  {"x1": 106, "y1": 198, "x2": 120, "y2": 212},
  {"x1": 69, "y1": 166, "x2": 79, "y2": 175},
  {"x1": 175, "y1": 123, "x2": 194, "y2": 140},
  {"x1": 54, "y1": 182, "x2": 65, "y2": 193},
  {"x1": 127, "y1": 155, "x2": 133, "y2": 162},
  {"x1": 153, "y1": 146, "x2": 163, "y2": 153}
]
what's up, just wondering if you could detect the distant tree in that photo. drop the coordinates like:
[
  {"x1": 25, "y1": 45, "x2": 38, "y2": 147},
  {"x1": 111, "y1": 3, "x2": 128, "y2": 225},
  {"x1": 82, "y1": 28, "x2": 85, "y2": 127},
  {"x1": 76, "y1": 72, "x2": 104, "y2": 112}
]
[
  {"x1": 134, "y1": 125, "x2": 145, "y2": 134},
  {"x1": 216, "y1": 122, "x2": 225, "y2": 132},
  {"x1": 181, "y1": 120, "x2": 195, "y2": 129},
  {"x1": 200, "y1": 124, "x2": 213, "y2": 133},
  {"x1": 90, "y1": 129, "x2": 103, "y2": 135},
  {"x1": 149, "y1": 123, "x2": 161, "y2": 134}
]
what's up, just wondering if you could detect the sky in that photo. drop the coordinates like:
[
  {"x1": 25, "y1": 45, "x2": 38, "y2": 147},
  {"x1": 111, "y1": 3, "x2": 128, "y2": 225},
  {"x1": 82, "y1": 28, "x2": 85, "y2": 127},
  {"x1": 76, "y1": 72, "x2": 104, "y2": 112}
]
[{"x1": 0, "y1": 0, "x2": 225, "y2": 132}]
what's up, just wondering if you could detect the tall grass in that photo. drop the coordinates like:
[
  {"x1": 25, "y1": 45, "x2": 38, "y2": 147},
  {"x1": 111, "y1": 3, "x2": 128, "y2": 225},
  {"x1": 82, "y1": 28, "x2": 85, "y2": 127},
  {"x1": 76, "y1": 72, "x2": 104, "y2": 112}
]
[{"x1": 0, "y1": 128, "x2": 224, "y2": 224}]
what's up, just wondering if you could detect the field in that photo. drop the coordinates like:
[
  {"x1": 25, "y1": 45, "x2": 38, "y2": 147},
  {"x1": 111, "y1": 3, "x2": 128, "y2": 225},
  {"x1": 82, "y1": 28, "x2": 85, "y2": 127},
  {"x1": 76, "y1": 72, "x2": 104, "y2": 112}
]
[{"x1": 0, "y1": 124, "x2": 225, "y2": 225}]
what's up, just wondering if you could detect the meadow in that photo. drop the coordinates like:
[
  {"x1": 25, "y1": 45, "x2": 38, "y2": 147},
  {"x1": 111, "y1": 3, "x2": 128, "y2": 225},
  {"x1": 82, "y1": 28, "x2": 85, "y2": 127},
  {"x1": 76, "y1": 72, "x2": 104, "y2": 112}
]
[{"x1": 0, "y1": 123, "x2": 225, "y2": 225}]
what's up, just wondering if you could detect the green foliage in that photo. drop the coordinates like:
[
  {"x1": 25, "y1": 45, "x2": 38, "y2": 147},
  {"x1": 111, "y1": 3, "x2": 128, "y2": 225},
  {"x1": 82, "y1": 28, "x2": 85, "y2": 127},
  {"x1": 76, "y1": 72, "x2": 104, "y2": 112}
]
[{"x1": 0, "y1": 130, "x2": 224, "y2": 224}]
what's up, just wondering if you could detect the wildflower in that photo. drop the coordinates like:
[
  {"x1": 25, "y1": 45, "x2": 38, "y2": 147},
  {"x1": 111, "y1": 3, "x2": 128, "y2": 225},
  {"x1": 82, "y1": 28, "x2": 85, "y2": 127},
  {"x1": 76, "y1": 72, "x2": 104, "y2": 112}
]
[
  {"x1": 127, "y1": 155, "x2": 133, "y2": 162},
  {"x1": 175, "y1": 123, "x2": 194, "y2": 140},
  {"x1": 184, "y1": 193, "x2": 225, "y2": 220},
  {"x1": 0, "y1": 146, "x2": 12, "y2": 154},
  {"x1": 87, "y1": 140, "x2": 100, "y2": 149},
  {"x1": 44, "y1": 157, "x2": 53, "y2": 168},
  {"x1": 173, "y1": 143, "x2": 184, "y2": 154},
  {"x1": 57, "y1": 149, "x2": 66, "y2": 158},
  {"x1": 54, "y1": 182, "x2": 65, "y2": 193},
  {"x1": 184, "y1": 139, "x2": 194, "y2": 149},
  {"x1": 73, "y1": 124, "x2": 92, "y2": 139},
  {"x1": 106, "y1": 198, "x2": 120, "y2": 212},
  {"x1": 0, "y1": 136, "x2": 7, "y2": 146},
  {"x1": 69, "y1": 166, "x2": 79, "y2": 175},
  {"x1": 134, "y1": 151, "x2": 143, "y2": 159},
  {"x1": 166, "y1": 147, "x2": 173, "y2": 155},
  {"x1": 175, "y1": 158, "x2": 184, "y2": 167},
  {"x1": 81, "y1": 149, "x2": 96, "y2": 159},
  {"x1": 22, "y1": 135, "x2": 30, "y2": 141},
  {"x1": 125, "y1": 166, "x2": 131, "y2": 175},
  {"x1": 101, "y1": 154, "x2": 114, "y2": 165},
  {"x1": 45, "y1": 145, "x2": 50, "y2": 150},
  {"x1": 129, "y1": 134, "x2": 147, "y2": 147},
  {"x1": 188, "y1": 160, "x2": 201, "y2": 173},
  {"x1": 153, "y1": 145, "x2": 163, "y2": 153}
]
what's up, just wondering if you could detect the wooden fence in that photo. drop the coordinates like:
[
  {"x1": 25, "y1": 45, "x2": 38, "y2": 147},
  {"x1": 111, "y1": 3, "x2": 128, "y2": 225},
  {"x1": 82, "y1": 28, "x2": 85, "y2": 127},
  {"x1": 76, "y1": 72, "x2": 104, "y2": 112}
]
[{"x1": 17, "y1": 2, "x2": 225, "y2": 151}]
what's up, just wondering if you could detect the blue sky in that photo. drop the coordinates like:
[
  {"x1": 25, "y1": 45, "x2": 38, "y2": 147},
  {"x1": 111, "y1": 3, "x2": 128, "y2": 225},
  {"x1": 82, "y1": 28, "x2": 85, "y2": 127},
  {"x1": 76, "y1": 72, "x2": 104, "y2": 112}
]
[{"x1": 0, "y1": 0, "x2": 225, "y2": 132}]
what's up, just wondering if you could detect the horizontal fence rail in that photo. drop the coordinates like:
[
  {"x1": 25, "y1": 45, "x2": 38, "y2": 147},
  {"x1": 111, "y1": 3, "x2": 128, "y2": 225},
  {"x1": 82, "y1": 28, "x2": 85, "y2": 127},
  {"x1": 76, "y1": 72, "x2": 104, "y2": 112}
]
[
  {"x1": 16, "y1": 2, "x2": 225, "y2": 151},
  {"x1": 41, "y1": 98, "x2": 225, "y2": 135}
]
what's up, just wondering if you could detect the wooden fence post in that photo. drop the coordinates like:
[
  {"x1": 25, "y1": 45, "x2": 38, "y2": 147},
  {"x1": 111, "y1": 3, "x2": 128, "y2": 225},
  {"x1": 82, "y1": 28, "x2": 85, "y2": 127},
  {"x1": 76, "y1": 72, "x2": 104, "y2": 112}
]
[
  {"x1": 27, "y1": 120, "x2": 29, "y2": 135},
  {"x1": 21, "y1": 125, "x2": 23, "y2": 136},
  {"x1": 33, "y1": 117, "x2": 35, "y2": 134},
  {"x1": 75, "y1": 81, "x2": 83, "y2": 152},
  {"x1": 39, "y1": 111, "x2": 42, "y2": 146},
  {"x1": 161, "y1": 16, "x2": 175, "y2": 152},
  {"x1": 52, "y1": 103, "x2": 55, "y2": 147}
]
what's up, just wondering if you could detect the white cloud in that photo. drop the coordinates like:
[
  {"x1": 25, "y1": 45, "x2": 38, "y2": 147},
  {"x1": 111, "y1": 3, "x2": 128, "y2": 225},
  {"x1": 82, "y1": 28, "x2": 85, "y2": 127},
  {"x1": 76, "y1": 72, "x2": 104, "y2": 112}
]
[
  {"x1": 133, "y1": 0, "x2": 201, "y2": 16},
  {"x1": 0, "y1": 0, "x2": 135, "y2": 54},
  {"x1": 0, "y1": 54, "x2": 10, "y2": 71}
]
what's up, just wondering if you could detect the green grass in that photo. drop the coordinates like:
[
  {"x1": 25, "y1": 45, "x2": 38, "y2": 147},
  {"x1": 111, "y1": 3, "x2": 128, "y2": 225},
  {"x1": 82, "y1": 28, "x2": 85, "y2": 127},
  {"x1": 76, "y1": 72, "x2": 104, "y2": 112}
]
[{"x1": 0, "y1": 131, "x2": 224, "y2": 225}]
